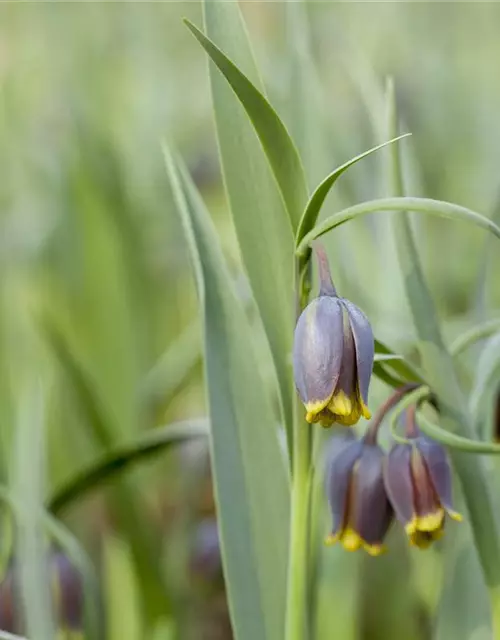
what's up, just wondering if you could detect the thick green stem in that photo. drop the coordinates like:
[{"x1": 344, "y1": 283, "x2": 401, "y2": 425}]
[
  {"x1": 386, "y1": 78, "x2": 500, "y2": 621},
  {"x1": 285, "y1": 263, "x2": 313, "y2": 640}
]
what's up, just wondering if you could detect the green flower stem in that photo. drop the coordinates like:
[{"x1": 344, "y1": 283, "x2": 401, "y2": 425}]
[
  {"x1": 450, "y1": 319, "x2": 500, "y2": 357},
  {"x1": 285, "y1": 262, "x2": 313, "y2": 640},
  {"x1": 386, "y1": 78, "x2": 500, "y2": 634},
  {"x1": 388, "y1": 385, "x2": 430, "y2": 445}
]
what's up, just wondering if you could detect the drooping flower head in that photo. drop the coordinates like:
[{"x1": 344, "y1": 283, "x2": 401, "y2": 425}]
[
  {"x1": 293, "y1": 244, "x2": 374, "y2": 427},
  {"x1": 325, "y1": 430, "x2": 393, "y2": 556},
  {"x1": 384, "y1": 409, "x2": 462, "y2": 549}
]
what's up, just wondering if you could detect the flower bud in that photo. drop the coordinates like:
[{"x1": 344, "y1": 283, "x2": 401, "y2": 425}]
[
  {"x1": 190, "y1": 518, "x2": 222, "y2": 584},
  {"x1": 325, "y1": 433, "x2": 393, "y2": 555},
  {"x1": 384, "y1": 435, "x2": 462, "y2": 549},
  {"x1": 52, "y1": 550, "x2": 84, "y2": 630},
  {"x1": 293, "y1": 245, "x2": 374, "y2": 427},
  {"x1": 0, "y1": 548, "x2": 84, "y2": 634}
]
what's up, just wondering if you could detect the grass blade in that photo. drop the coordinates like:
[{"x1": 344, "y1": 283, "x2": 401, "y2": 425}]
[
  {"x1": 164, "y1": 142, "x2": 289, "y2": 640},
  {"x1": 12, "y1": 384, "x2": 55, "y2": 640},
  {"x1": 374, "y1": 338, "x2": 425, "y2": 384},
  {"x1": 296, "y1": 134, "x2": 411, "y2": 245},
  {"x1": 44, "y1": 513, "x2": 103, "y2": 640},
  {"x1": 194, "y1": 1, "x2": 299, "y2": 452},
  {"x1": 185, "y1": 16, "x2": 308, "y2": 230},
  {"x1": 140, "y1": 321, "x2": 201, "y2": 419},
  {"x1": 49, "y1": 420, "x2": 208, "y2": 514},
  {"x1": 40, "y1": 312, "x2": 172, "y2": 624},
  {"x1": 451, "y1": 318, "x2": 500, "y2": 357},
  {"x1": 297, "y1": 196, "x2": 500, "y2": 258},
  {"x1": 386, "y1": 78, "x2": 500, "y2": 632}
]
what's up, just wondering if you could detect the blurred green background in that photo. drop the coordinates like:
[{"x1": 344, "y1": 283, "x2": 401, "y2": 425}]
[{"x1": 1, "y1": 2, "x2": 500, "y2": 639}]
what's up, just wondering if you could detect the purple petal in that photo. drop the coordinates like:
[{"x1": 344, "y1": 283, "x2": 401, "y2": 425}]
[
  {"x1": 333, "y1": 311, "x2": 356, "y2": 398},
  {"x1": 416, "y1": 436, "x2": 455, "y2": 514},
  {"x1": 53, "y1": 551, "x2": 84, "y2": 630},
  {"x1": 341, "y1": 299, "x2": 374, "y2": 405},
  {"x1": 352, "y1": 444, "x2": 393, "y2": 545},
  {"x1": 384, "y1": 444, "x2": 414, "y2": 525},
  {"x1": 293, "y1": 297, "x2": 344, "y2": 408},
  {"x1": 325, "y1": 439, "x2": 363, "y2": 535},
  {"x1": 0, "y1": 567, "x2": 16, "y2": 633}
]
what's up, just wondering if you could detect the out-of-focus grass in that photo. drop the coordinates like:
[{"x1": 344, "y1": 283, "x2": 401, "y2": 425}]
[{"x1": 1, "y1": 2, "x2": 500, "y2": 639}]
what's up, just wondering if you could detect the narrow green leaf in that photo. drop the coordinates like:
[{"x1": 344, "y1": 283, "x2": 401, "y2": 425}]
[
  {"x1": 44, "y1": 512, "x2": 103, "y2": 640},
  {"x1": 40, "y1": 311, "x2": 171, "y2": 624},
  {"x1": 473, "y1": 191, "x2": 500, "y2": 318},
  {"x1": 469, "y1": 333, "x2": 500, "y2": 420},
  {"x1": 49, "y1": 420, "x2": 208, "y2": 514},
  {"x1": 373, "y1": 353, "x2": 404, "y2": 363},
  {"x1": 140, "y1": 321, "x2": 201, "y2": 419},
  {"x1": 450, "y1": 318, "x2": 500, "y2": 357},
  {"x1": 184, "y1": 17, "x2": 308, "y2": 230},
  {"x1": 373, "y1": 362, "x2": 407, "y2": 389},
  {"x1": 297, "y1": 196, "x2": 500, "y2": 258},
  {"x1": 194, "y1": 2, "x2": 297, "y2": 454},
  {"x1": 435, "y1": 524, "x2": 491, "y2": 640},
  {"x1": 374, "y1": 338, "x2": 425, "y2": 384},
  {"x1": 385, "y1": 79, "x2": 500, "y2": 629},
  {"x1": 164, "y1": 144, "x2": 289, "y2": 640},
  {"x1": 285, "y1": 0, "x2": 331, "y2": 186},
  {"x1": 389, "y1": 386, "x2": 500, "y2": 454},
  {"x1": 295, "y1": 134, "x2": 411, "y2": 245},
  {"x1": 12, "y1": 384, "x2": 55, "y2": 640},
  {"x1": 418, "y1": 412, "x2": 500, "y2": 455},
  {"x1": 40, "y1": 314, "x2": 113, "y2": 447}
]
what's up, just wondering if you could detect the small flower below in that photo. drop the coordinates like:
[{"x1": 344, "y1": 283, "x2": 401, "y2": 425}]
[
  {"x1": 0, "y1": 547, "x2": 84, "y2": 634},
  {"x1": 384, "y1": 429, "x2": 462, "y2": 549},
  {"x1": 325, "y1": 431, "x2": 393, "y2": 556}
]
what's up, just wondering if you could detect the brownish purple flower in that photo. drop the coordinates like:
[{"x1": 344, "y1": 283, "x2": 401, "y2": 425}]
[
  {"x1": 325, "y1": 431, "x2": 393, "y2": 555},
  {"x1": 0, "y1": 549, "x2": 84, "y2": 634},
  {"x1": 384, "y1": 434, "x2": 462, "y2": 549},
  {"x1": 293, "y1": 245, "x2": 374, "y2": 427}
]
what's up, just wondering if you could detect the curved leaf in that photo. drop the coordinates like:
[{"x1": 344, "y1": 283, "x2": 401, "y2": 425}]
[
  {"x1": 295, "y1": 134, "x2": 411, "y2": 245},
  {"x1": 164, "y1": 143, "x2": 289, "y2": 640},
  {"x1": 389, "y1": 386, "x2": 500, "y2": 454},
  {"x1": 450, "y1": 318, "x2": 500, "y2": 357},
  {"x1": 12, "y1": 384, "x2": 55, "y2": 639},
  {"x1": 417, "y1": 412, "x2": 500, "y2": 455},
  {"x1": 469, "y1": 333, "x2": 500, "y2": 420},
  {"x1": 297, "y1": 196, "x2": 500, "y2": 257},
  {"x1": 374, "y1": 338, "x2": 425, "y2": 384},
  {"x1": 44, "y1": 513, "x2": 103, "y2": 640},
  {"x1": 39, "y1": 310, "x2": 171, "y2": 623},
  {"x1": 140, "y1": 321, "x2": 201, "y2": 418},
  {"x1": 184, "y1": 18, "x2": 308, "y2": 230},
  {"x1": 384, "y1": 80, "x2": 500, "y2": 610},
  {"x1": 373, "y1": 353, "x2": 404, "y2": 363},
  {"x1": 373, "y1": 362, "x2": 407, "y2": 389},
  {"x1": 0, "y1": 485, "x2": 103, "y2": 640},
  {"x1": 49, "y1": 420, "x2": 208, "y2": 515}
]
